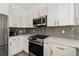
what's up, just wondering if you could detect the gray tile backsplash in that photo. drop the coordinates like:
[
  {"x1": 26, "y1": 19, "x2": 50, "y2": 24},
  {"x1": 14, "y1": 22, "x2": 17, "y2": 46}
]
[
  {"x1": 46, "y1": 26, "x2": 75, "y2": 39},
  {"x1": 26, "y1": 27, "x2": 47, "y2": 35},
  {"x1": 26, "y1": 26, "x2": 79, "y2": 40}
]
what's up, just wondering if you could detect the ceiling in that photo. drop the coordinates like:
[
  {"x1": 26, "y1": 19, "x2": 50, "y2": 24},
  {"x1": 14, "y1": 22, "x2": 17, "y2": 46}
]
[{"x1": 15, "y1": 3, "x2": 46, "y2": 11}]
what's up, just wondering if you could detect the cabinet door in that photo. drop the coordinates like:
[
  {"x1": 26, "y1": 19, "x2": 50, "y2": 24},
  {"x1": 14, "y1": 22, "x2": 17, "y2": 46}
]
[
  {"x1": 47, "y1": 3, "x2": 69, "y2": 26},
  {"x1": 47, "y1": 4, "x2": 56, "y2": 26},
  {"x1": 8, "y1": 5, "x2": 14, "y2": 27},
  {"x1": 21, "y1": 13, "x2": 27, "y2": 28},
  {"x1": 18, "y1": 36, "x2": 24, "y2": 52},
  {"x1": 39, "y1": 5, "x2": 47, "y2": 16},
  {"x1": 9, "y1": 38, "x2": 12, "y2": 56},
  {"x1": 26, "y1": 12, "x2": 33, "y2": 27},
  {"x1": 13, "y1": 5, "x2": 21, "y2": 27},
  {"x1": 9, "y1": 4, "x2": 27, "y2": 27},
  {"x1": 10, "y1": 37, "x2": 18, "y2": 55},
  {"x1": 0, "y1": 3, "x2": 9, "y2": 15},
  {"x1": 74, "y1": 3, "x2": 79, "y2": 25},
  {"x1": 69, "y1": 3, "x2": 74, "y2": 25},
  {"x1": 50, "y1": 43, "x2": 76, "y2": 56},
  {"x1": 12, "y1": 37, "x2": 18, "y2": 55},
  {"x1": 15, "y1": 8, "x2": 21, "y2": 27},
  {"x1": 33, "y1": 9, "x2": 39, "y2": 18},
  {"x1": 44, "y1": 41, "x2": 50, "y2": 56},
  {"x1": 56, "y1": 3, "x2": 69, "y2": 26},
  {"x1": 23, "y1": 36, "x2": 29, "y2": 53},
  {"x1": 9, "y1": 4, "x2": 18, "y2": 27}
]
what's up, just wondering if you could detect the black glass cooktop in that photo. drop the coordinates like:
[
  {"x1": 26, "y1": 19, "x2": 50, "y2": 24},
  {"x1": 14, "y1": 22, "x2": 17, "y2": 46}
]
[{"x1": 30, "y1": 34, "x2": 49, "y2": 39}]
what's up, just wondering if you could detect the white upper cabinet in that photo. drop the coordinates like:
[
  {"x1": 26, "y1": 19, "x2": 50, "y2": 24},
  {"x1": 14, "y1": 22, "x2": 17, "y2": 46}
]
[
  {"x1": 32, "y1": 4, "x2": 47, "y2": 18},
  {"x1": 56, "y1": 3, "x2": 69, "y2": 26},
  {"x1": 8, "y1": 4, "x2": 14, "y2": 27},
  {"x1": 38, "y1": 5, "x2": 47, "y2": 16},
  {"x1": 8, "y1": 3, "x2": 79, "y2": 27},
  {"x1": 47, "y1": 3, "x2": 69, "y2": 26},
  {"x1": 26, "y1": 4, "x2": 47, "y2": 28},
  {"x1": 68, "y1": 3, "x2": 74, "y2": 25},
  {"x1": 26, "y1": 11, "x2": 33, "y2": 28},
  {"x1": 8, "y1": 4, "x2": 27, "y2": 27},
  {"x1": 33, "y1": 9, "x2": 39, "y2": 18},
  {"x1": 0, "y1": 3, "x2": 9, "y2": 15},
  {"x1": 66, "y1": 3, "x2": 79, "y2": 25},
  {"x1": 74, "y1": 3, "x2": 79, "y2": 25},
  {"x1": 47, "y1": 3, "x2": 75, "y2": 26},
  {"x1": 9, "y1": 4, "x2": 20, "y2": 27},
  {"x1": 21, "y1": 13, "x2": 27, "y2": 28},
  {"x1": 47, "y1": 4, "x2": 55, "y2": 26}
]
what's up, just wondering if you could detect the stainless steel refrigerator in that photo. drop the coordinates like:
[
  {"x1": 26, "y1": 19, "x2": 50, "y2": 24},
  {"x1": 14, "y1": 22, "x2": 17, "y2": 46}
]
[{"x1": 0, "y1": 14, "x2": 8, "y2": 56}]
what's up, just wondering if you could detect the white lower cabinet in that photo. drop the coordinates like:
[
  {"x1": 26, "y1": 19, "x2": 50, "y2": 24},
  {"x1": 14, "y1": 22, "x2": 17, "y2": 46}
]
[
  {"x1": 18, "y1": 36, "x2": 24, "y2": 53},
  {"x1": 44, "y1": 41, "x2": 77, "y2": 56},
  {"x1": 50, "y1": 43, "x2": 76, "y2": 56},
  {"x1": 9, "y1": 35, "x2": 29, "y2": 56},
  {"x1": 23, "y1": 36, "x2": 29, "y2": 53},
  {"x1": 9, "y1": 37, "x2": 18, "y2": 56},
  {"x1": 44, "y1": 41, "x2": 50, "y2": 56}
]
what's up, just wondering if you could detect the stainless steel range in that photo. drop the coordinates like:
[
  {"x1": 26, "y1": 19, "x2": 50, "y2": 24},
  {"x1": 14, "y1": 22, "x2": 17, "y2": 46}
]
[{"x1": 29, "y1": 34, "x2": 49, "y2": 56}]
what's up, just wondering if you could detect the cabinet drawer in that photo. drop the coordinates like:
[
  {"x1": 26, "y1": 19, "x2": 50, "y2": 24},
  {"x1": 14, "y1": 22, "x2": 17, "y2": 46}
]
[{"x1": 50, "y1": 43, "x2": 77, "y2": 56}]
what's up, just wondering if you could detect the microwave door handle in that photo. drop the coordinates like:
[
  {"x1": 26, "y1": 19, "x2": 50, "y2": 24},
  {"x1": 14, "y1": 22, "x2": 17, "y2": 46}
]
[
  {"x1": 41, "y1": 18, "x2": 45, "y2": 23},
  {"x1": 41, "y1": 18, "x2": 42, "y2": 23}
]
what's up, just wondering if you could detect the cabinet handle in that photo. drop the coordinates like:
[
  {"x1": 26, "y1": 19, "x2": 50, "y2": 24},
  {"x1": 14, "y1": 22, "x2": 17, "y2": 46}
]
[
  {"x1": 76, "y1": 18, "x2": 78, "y2": 24},
  {"x1": 14, "y1": 24, "x2": 16, "y2": 27},
  {"x1": 10, "y1": 42, "x2": 11, "y2": 46},
  {"x1": 57, "y1": 20, "x2": 58, "y2": 25},
  {"x1": 57, "y1": 20, "x2": 58, "y2": 26},
  {"x1": 13, "y1": 39, "x2": 15, "y2": 40},
  {"x1": 45, "y1": 42, "x2": 48, "y2": 44},
  {"x1": 75, "y1": 18, "x2": 77, "y2": 24},
  {"x1": 58, "y1": 20, "x2": 59, "y2": 25},
  {"x1": 18, "y1": 38, "x2": 20, "y2": 40},
  {"x1": 51, "y1": 50, "x2": 53, "y2": 55},
  {"x1": 54, "y1": 20, "x2": 56, "y2": 26},
  {"x1": 57, "y1": 47, "x2": 64, "y2": 50}
]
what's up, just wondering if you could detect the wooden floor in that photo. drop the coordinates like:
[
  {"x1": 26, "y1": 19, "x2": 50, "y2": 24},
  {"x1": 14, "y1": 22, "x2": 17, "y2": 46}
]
[
  {"x1": 15, "y1": 51, "x2": 29, "y2": 56},
  {"x1": 15, "y1": 51, "x2": 34, "y2": 56}
]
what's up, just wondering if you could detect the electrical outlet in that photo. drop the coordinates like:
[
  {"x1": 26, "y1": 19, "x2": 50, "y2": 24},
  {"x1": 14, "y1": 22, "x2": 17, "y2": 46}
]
[
  {"x1": 62, "y1": 30, "x2": 65, "y2": 34},
  {"x1": 33, "y1": 30, "x2": 35, "y2": 32}
]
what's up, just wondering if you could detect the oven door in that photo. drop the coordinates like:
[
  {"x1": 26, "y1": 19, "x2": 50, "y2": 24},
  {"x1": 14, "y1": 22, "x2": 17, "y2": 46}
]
[{"x1": 29, "y1": 42, "x2": 43, "y2": 56}]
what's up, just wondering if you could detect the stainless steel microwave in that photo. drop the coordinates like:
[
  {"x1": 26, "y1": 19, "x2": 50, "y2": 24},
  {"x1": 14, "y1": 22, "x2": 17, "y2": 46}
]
[{"x1": 33, "y1": 15, "x2": 47, "y2": 27}]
